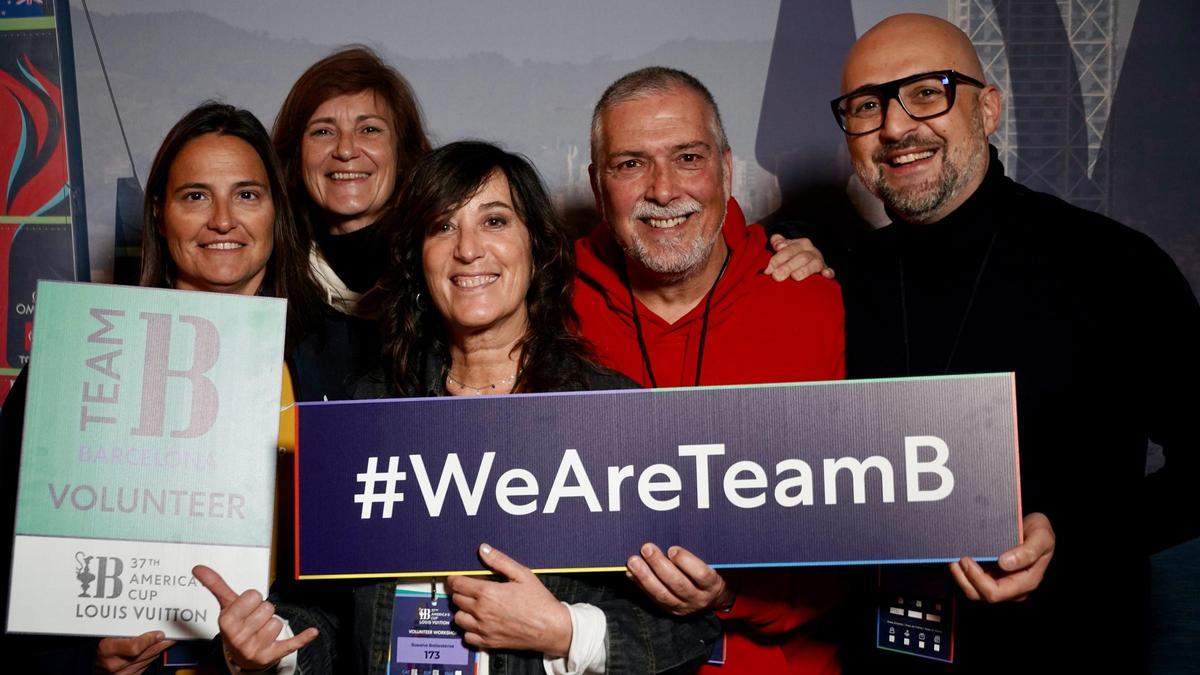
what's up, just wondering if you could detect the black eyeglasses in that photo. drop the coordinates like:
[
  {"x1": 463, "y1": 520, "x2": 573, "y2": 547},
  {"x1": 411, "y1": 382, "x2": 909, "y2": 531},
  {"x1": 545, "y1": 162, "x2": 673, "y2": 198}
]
[{"x1": 830, "y1": 70, "x2": 986, "y2": 135}]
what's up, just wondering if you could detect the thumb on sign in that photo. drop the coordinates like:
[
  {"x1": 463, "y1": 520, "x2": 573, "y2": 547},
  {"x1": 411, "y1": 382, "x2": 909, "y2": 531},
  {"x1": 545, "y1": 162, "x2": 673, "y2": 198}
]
[
  {"x1": 192, "y1": 564, "x2": 238, "y2": 608},
  {"x1": 192, "y1": 565, "x2": 319, "y2": 671},
  {"x1": 443, "y1": 544, "x2": 572, "y2": 656},
  {"x1": 477, "y1": 543, "x2": 537, "y2": 583}
]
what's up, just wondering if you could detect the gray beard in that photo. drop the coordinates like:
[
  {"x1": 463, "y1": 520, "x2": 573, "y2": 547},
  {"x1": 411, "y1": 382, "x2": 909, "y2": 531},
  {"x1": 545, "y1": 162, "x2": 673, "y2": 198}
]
[
  {"x1": 874, "y1": 159, "x2": 962, "y2": 221},
  {"x1": 625, "y1": 210, "x2": 725, "y2": 278},
  {"x1": 862, "y1": 114, "x2": 987, "y2": 223}
]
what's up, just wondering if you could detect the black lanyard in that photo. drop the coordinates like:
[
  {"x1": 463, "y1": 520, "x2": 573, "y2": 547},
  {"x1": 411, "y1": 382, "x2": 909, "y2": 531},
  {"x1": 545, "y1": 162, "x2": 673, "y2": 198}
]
[
  {"x1": 898, "y1": 229, "x2": 998, "y2": 375},
  {"x1": 621, "y1": 247, "x2": 732, "y2": 388}
]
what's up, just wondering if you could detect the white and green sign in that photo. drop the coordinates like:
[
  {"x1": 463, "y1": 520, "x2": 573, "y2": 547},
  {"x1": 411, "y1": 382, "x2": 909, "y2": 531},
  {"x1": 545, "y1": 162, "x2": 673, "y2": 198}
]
[{"x1": 8, "y1": 281, "x2": 286, "y2": 639}]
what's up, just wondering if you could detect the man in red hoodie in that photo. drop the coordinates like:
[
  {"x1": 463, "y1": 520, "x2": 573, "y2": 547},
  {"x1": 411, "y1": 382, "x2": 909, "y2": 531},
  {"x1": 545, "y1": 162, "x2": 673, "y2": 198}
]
[{"x1": 574, "y1": 66, "x2": 846, "y2": 674}]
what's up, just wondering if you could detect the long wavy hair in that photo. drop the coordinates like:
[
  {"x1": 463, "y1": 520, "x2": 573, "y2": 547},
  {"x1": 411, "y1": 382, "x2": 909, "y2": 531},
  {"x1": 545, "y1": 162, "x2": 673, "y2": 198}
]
[
  {"x1": 140, "y1": 102, "x2": 326, "y2": 353},
  {"x1": 272, "y1": 46, "x2": 431, "y2": 242},
  {"x1": 379, "y1": 141, "x2": 597, "y2": 394}
]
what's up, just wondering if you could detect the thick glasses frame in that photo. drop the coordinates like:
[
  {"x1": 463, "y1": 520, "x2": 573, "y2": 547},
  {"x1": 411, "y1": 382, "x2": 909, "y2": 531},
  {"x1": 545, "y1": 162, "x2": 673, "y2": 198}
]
[{"x1": 830, "y1": 70, "x2": 986, "y2": 135}]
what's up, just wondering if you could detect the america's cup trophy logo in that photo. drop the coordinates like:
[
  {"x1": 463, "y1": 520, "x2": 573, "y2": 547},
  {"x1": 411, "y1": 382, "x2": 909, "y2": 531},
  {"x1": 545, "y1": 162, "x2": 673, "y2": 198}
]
[{"x1": 75, "y1": 552, "x2": 96, "y2": 598}]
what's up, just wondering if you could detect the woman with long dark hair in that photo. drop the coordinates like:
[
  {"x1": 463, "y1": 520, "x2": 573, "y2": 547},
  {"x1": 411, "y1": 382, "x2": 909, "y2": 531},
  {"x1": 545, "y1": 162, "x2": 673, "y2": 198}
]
[
  {"x1": 2, "y1": 102, "x2": 341, "y2": 673},
  {"x1": 343, "y1": 141, "x2": 719, "y2": 674},
  {"x1": 140, "y1": 103, "x2": 325, "y2": 341},
  {"x1": 374, "y1": 141, "x2": 608, "y2": 396},
  {"x1": 138, "y1": 102, "x2": 329, "y2": 673}
]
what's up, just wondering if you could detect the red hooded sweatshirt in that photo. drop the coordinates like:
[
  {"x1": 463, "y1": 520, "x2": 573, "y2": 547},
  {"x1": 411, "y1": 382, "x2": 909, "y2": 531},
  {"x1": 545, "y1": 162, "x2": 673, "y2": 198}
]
[{"x1": 573, "y1": 198, "x2": 846, "y2": 674}]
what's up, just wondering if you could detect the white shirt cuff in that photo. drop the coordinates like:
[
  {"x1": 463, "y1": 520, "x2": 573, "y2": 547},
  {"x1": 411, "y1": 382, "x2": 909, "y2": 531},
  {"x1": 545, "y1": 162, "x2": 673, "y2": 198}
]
[{"x1": 543, "y1": 602, "x2": 607, "y2": 675}]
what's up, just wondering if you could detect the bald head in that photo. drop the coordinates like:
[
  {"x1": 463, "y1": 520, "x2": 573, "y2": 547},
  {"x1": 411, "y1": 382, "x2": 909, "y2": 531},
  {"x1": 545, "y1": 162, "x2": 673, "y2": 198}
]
[
  {"x1": 842, "y1": 14, "x2": 985, "y2": 94},
  {"x1": 837, "y1": 13, "x2": 1002, "y2": 224}
]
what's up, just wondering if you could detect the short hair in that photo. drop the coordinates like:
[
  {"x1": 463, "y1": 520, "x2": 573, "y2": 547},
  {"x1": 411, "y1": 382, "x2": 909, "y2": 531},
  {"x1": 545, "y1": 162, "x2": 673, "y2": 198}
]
[
  {"x1": 272, "y1": 46, "x2": 431, "y2": 236},
  {"x1": 140, "y1": 102, "x2": 326, "y2": 351},
  {"x1": 378, "y1": 141, "x2": 599, "y2": 394},
  {"x1": 590, "y1": 66, "x2": 729, "y2": 165}
]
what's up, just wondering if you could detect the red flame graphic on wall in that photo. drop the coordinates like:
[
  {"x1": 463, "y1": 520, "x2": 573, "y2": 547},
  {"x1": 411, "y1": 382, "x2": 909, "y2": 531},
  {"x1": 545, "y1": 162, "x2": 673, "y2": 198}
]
[{"x1": 0, "y1": 53, "x2": 67, "y2": 217}]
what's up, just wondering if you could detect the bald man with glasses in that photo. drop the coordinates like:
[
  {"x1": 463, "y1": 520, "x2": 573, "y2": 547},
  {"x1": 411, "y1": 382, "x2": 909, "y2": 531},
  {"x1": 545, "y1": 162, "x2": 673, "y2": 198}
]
[{"x1": 826, "y1": 13, "x2": 1200, "y2": 673}]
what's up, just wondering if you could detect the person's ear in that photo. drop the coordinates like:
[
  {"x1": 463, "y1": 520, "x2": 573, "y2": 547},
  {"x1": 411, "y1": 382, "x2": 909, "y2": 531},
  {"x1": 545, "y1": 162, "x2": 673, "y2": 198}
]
[
  {"x1": 589, "y1": 163, "x2": 606, "y2": 220},
  {"x1": 722, "y1": 147, "x2": 733, "y2": 197},
  {"x1": 978, "y1": 84, "x2": 1003, "y2": 136}
]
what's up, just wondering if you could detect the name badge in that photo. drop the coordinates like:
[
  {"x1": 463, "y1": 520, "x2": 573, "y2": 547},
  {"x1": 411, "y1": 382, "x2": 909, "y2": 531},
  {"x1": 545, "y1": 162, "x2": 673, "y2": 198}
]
[
  {"x1": 875, "y1": 566, "x2": 955, "y2": 663},
  {"x1": 390, "y1": 586, "x2": 478, "y2": 675}
]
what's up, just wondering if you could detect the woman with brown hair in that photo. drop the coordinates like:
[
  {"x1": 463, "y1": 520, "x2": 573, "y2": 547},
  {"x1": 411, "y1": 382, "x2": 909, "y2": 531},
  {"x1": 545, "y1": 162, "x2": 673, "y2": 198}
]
[
  {"x1": 1, "y1": 102, "x2": 342, "y2": 674},
  {"x1": 272, "y1": 46, "x2": 432, "y2": 315}
]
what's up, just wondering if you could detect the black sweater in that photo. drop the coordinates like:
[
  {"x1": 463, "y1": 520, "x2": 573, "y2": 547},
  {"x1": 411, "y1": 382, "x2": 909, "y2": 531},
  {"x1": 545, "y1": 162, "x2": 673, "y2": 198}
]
[{"x1": 841, "y1": 148, "x2": 1200, "y2": 672}]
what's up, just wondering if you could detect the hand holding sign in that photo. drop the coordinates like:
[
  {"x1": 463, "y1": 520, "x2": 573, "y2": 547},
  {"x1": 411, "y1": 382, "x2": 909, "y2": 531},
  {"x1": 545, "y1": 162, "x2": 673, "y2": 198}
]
[
  {"x1": 94, "y1": 630, "x2": 175, "y2": 674},
  {"x1": 950, "y1": 511, "x2": 1056, "y2": 603},
  {"x1": 192, "y1": 565, "x2": 319, "y2": 671},
  {"x1": 445, "y1": 544, "x2": 573, "y2": 656},
  {"x1": 626, "y1": 543, "x2": 736, "y2": 616}
]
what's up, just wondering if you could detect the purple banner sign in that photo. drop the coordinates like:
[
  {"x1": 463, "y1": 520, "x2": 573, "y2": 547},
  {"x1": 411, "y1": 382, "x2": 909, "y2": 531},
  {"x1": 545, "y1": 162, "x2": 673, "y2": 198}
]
[{"x1": 295, "y1": 374, "x2": 1021, "y2": 578}]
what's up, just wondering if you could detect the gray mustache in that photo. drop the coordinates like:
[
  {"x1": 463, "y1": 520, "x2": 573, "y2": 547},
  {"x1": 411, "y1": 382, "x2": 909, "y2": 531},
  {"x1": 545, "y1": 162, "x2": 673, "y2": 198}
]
[{"x1": 631, "y1": 198, "x2": 703, "y2": 220}]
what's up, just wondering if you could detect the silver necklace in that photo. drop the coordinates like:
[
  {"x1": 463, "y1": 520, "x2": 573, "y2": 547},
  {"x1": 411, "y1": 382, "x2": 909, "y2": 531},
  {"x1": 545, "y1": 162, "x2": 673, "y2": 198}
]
[{"x1": 445, "y1": 371, "x2": 517, "y2": 395}]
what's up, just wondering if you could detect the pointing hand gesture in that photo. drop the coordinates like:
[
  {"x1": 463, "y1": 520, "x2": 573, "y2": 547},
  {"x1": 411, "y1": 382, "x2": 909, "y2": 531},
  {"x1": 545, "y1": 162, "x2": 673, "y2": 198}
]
[{"x1": 193, "y1": 564, "x2": 318, "y2": 671}]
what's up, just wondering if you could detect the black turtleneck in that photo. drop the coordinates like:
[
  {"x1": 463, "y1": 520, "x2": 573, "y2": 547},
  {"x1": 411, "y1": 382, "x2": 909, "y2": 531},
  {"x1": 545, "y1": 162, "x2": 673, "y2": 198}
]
[
  {"x1": 840, "y1": 145, "x2": 1200, "y2": 672},
  {"x1": 844, "y1": 147, "x2": 1018, "y2": 381},
  {"x1": 316, "y1": 222, "x2": 389, "y2": 293},
  {"x1": 887, "y1": 151, "x2": 1006, "y2": 376}
]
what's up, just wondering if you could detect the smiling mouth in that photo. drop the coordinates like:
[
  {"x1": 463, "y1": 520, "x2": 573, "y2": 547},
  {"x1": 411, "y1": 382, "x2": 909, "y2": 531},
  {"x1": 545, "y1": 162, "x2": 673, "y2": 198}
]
[
  {"x1": 200, "y1": 242, "x2": 245, "y2": 250},
  {"x1": 453, "y1": 274, "x2": 499, "y2": 288},
  {"x1": 329, "y1": 172, "x2": 370, "y2": 181},
  {"x1": 888, "y1": 150, "x2": 936, "y2": 167},
  {"x1": 642, "y1": 215, "x2": 689, "y2": 229}
]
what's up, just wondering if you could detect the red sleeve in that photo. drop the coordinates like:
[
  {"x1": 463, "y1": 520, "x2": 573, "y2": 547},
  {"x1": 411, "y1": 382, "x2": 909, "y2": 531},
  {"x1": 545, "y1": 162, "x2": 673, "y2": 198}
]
[
  {"x1": 825, "y1": 284, "x2": 846, "y2": 380},
  {"x1": 796, "y1": 276, "x2": 846, "y2": 381},
  {"x1": 719, "y1": 568, "x2": 847, "y2": 636}
]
